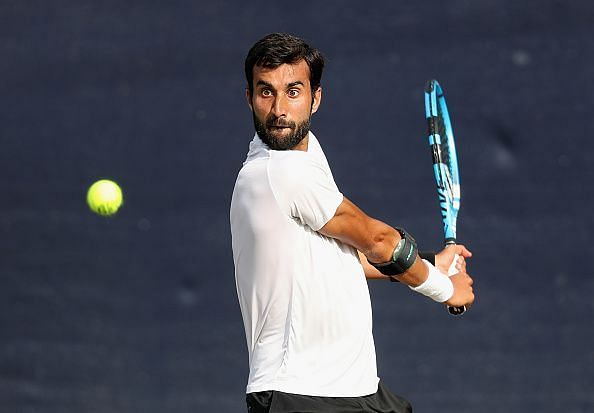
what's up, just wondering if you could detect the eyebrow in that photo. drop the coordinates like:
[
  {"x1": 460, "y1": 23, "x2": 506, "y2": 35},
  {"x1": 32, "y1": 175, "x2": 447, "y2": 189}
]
[
  {"x1": 256, "y1": 80, "x2": 273, "y2": 88},
  {"x1": 287, "y1": 81, "x2": 304, "y2": 88},
  {"x1": 255, "y1": 80, "x2": 305, "y2": 89}
]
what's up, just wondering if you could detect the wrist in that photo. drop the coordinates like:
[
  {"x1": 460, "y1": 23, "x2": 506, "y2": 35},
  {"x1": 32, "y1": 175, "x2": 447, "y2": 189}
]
[{"x1": 409, "y1": 260, "x2": 454, "y2": 303}]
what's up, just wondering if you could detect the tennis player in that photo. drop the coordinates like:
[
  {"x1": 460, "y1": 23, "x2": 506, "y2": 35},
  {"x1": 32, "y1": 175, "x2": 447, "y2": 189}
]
[{"x1": 230, "y1": 33, "x2": 475, "y2": 413}]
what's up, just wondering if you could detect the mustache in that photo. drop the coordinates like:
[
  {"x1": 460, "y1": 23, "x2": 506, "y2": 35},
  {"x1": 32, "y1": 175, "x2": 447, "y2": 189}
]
[{"x1": 266, "y1": 117, "x2": 295, "y2": 128}]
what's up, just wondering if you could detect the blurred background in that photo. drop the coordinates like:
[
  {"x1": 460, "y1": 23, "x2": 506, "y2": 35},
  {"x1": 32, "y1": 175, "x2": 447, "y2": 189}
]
[{"x1": 1, "y1": 1, "x2": 593, "y2": 412}]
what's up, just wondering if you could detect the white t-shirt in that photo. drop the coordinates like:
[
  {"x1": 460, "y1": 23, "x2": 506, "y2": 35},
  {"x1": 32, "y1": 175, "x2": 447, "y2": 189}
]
[{"x1": 230, "y1": 132, "x2": 379, "y2": 397}]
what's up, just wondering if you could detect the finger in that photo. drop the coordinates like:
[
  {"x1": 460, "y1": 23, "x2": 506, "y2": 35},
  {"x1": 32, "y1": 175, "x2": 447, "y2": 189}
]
[
  {"x1": 456, "y1": 258, "x2": 466, "y2": 272},
  {"x1": 466, "y1": 293, "x2": 475, "y2": 307},
  {"x1": 456, "y1": 244, "x2": 473, "y2": 258},
  {"x1": 447, "y1": 253, "x2": 459, "y2": 276}
]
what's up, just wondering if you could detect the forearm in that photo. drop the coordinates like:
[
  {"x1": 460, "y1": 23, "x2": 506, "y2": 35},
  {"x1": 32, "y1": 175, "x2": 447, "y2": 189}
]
[
  {"x1": 357, "y1": 250, "x2": 390, "y2": 280},
  {"x1": 320, "y1": 197, "x2": 402, "y2": 263},
  {"x1": 358, "y1": 248, "x2": 430, "y2": 286},
  {"x1": 363, "y1": 226, "x2": 430, "y2": 287},
  {"x1": 391, "y1": 255, "x2": 428, "y2": 287},
  {"x1": 320, "y1": 196, "x2": 429, "y2": 286}
]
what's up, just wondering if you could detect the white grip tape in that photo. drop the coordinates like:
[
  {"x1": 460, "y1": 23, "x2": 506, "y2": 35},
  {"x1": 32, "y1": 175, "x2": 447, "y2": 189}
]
[
  {"x1": 447, "y1": 253, "x2": 460, "y2": 276},
  {"x1": 409, "y1": 259, "x2": 454, "y2": 303}
]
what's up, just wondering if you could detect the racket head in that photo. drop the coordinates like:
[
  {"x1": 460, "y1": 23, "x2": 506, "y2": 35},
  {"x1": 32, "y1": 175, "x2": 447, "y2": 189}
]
[{"x1": 424, "y1": 80, "x2": 461, "y2": 244}]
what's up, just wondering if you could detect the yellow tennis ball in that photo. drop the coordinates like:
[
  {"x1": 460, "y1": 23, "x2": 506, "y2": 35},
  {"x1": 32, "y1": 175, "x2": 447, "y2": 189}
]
[{"x1": 87, "y1": 179, "x2": 123, "y2": 216}]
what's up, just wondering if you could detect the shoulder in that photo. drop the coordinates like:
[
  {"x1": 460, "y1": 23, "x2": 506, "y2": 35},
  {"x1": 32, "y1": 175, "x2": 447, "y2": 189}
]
[
  {"x1": 267, "y1": 151, "x2": 342, "y2": 229},
  {"x1": 268, "y1": 151, "x2": 330, "y2": 190}
]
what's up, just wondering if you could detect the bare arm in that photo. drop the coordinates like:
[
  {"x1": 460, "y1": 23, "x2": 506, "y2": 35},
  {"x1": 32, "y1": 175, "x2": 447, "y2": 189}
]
[
  {"x1": 357, "y1": 250, "x2": 391, "y2": 280},
  {"x1": 318, "y1": 196, "x2": 429, "y2": 287}
]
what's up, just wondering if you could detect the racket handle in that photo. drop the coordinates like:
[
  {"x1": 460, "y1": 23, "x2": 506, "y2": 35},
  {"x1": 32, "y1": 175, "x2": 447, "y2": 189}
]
[{"x1": 446, "y1": 253, "x2": 466, "y2": 316}]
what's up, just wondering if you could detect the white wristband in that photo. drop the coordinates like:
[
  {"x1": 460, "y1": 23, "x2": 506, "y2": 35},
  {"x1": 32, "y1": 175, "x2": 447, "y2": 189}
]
[{"x1": 409, "y1": 259, "x2": 454, "y2": 303}]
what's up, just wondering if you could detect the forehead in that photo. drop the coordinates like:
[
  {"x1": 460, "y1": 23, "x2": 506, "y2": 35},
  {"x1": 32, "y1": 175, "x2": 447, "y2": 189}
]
[{"x1": 252, "y1": 60, "x2": 311, "y2": 88}]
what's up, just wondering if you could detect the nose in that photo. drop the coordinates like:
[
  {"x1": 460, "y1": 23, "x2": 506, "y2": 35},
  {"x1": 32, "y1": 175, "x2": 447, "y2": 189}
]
[{"x1": 271, "y1": 94, "x2": 288, "y2": 117}]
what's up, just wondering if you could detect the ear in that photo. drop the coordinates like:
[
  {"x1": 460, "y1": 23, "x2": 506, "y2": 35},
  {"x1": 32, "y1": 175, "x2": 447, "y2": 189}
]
[
  {"x1": 245, "y1": 88, "x2": 253, "y2": 111},
  {"x1": 311, "y1": 87, "x2": 322, "y2": 114}
]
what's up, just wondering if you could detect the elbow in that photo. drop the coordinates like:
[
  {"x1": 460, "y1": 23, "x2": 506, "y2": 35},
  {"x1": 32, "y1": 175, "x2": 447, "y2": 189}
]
[{"x1": 366, "y1": 226, "x2": 400, "y2": 263}]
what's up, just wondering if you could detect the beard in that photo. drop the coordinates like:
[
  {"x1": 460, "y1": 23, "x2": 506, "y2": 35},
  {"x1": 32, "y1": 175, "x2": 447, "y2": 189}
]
[{"x1": 252, "y1": 111, "x2": 312, "y2": 151}]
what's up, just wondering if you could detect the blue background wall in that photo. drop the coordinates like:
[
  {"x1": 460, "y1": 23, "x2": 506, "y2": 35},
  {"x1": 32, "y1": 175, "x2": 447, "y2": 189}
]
[{"x1": 1, "y1": 1, "x2": 593, "y2": 412}]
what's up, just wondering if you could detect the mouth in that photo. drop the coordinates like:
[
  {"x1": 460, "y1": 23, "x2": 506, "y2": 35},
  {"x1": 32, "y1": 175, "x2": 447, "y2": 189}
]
[{"x1": 268, "y1": 124, "x2": 293, "y2": 131}]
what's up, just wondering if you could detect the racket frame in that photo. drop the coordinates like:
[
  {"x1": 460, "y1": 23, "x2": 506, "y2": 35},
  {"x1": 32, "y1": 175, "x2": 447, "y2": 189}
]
[{"x1": 424, "y1": 79, "x2": 466, "y2": 316}]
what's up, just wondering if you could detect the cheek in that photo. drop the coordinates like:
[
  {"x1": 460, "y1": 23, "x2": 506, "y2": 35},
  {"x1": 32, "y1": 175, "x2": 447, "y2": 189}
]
[
  {"x1": 252, "y1": 103, "x2": 272, "y2": 123},
  {"x1": 295, "y1": 101, "x2": 313, "y2": 118},
  {"x1": 252, "y1": 98, "x2": 271, "y2": 114},
  {"x1": 286, "y1": 97, "x2": 307, "y2": 111}
]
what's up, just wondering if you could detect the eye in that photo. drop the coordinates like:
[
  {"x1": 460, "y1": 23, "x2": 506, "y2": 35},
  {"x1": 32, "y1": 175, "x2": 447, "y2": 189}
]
[
  {"x1": 287, "y1": 89, "x2": 300, "y2": 97},
  {"x1": 261, "y1": 89, "x2": 273, "y2": 97}
]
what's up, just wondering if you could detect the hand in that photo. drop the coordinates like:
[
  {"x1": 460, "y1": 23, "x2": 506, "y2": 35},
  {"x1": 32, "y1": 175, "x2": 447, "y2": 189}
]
[
  {"x1": 435, "y1": 244, "x2": 472, "y2": 275},
  {"x1": 445, "y1": 271, "x2": 475, "y2": 308}
]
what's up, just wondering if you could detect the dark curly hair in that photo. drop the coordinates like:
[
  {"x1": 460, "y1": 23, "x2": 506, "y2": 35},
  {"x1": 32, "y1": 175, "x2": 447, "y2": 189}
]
[{"x1": 245, "y1": 33, "x2": 325, "y2": 95}]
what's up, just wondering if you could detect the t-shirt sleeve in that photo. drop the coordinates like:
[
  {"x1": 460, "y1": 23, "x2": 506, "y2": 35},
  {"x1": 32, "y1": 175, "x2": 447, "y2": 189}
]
[{"x1": 269, "y1": 154, "x2": 343, "y2": 231}]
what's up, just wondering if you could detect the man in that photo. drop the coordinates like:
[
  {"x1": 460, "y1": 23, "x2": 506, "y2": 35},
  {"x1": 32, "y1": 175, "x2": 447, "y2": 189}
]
[{"x1": 230, "y1": 33, "x2": 474, "y2": 413}]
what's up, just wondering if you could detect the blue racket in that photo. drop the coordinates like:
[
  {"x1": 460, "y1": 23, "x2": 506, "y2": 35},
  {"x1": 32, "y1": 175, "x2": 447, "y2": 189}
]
[{"x1": 424, "y1": 79, "x2": 465, "y2": 316}]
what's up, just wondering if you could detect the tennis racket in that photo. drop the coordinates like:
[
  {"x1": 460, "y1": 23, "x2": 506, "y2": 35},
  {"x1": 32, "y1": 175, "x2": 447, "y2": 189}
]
[{"x1": 424, "y1": 79, "x2": 465, "y2": 316}]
